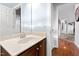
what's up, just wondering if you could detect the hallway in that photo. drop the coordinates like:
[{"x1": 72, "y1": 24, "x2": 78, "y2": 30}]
[{"x1": 52, "y1": 38, "x2": 79, "y2": 56}]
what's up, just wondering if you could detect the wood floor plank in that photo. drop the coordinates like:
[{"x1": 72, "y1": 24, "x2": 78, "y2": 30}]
[{"x1": 52, "y1": 37, "x2": 79, "y2": 56}]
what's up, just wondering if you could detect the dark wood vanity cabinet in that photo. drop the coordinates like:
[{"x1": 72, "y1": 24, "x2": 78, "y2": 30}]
[
  {"x1": 38, "y1": 39, "x2": 46, "y2": 56},
  {"x1": 18, "y1": 38, "x2": 46, "y2": 56},
  {"x1": 19, "y1": 45, "x2": 37, "y2": 56},
  {"x1": 0, "y1": 48, "x2": 1, "y2": 56},
  {"x1": 1, "y1": 46, "x2": 10, "y2": 56},
  {"x1": 0, "y1": 38, "x2": 46, "y2": 56}
]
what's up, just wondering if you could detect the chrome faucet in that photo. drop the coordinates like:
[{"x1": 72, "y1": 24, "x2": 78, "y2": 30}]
[{"x1": 20, "y1": 33, "x2": 26, "y2": 38}]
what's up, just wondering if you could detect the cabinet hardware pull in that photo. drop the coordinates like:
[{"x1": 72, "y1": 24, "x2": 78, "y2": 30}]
[
  {"x1": 40, "y1": 45, "x2": 42, "y2": 47},
  {"x1": 36, "y1": 48, "x2": 39, "y2": 50}
]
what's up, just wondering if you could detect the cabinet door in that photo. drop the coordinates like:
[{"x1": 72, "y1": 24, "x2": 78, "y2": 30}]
[
  {"x1": 18, "y1": 39, "x2": 46, "y2": 56},
  {"x1": 38, "y1": 39, "x2": 46, "y2": 56},
  {"x1": 1, "y1": 46, "x2": 10, "y2": 56},
  {"x1": 18, "y1": 45, "x2": 36, "y2": 56},
  {"x1": 0, "y1": 46, "x2": 1, "y2": 56}
]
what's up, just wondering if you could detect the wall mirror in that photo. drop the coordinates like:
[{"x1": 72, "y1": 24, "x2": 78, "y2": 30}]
[
  {"x1": 0, "y1": 3, "x2": 49, "y2": 39},
  {"x1": 75, "y1": 7, "x2": 79, "y2": 22}
]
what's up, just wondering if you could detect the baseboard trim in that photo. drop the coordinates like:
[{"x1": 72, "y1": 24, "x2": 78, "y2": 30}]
[{"x1": 74, "y1": 42, "x2": 79, "y2": 48}]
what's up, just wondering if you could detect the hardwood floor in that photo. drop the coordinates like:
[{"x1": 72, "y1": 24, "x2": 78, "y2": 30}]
[{"x1": 52, "y1": 38, "x2": 79, "y2": 56}]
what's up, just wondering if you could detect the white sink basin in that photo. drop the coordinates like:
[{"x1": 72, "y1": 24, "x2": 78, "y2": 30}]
[{"x1": 18, "y1": 35, "x2": 41, "y2": 44}]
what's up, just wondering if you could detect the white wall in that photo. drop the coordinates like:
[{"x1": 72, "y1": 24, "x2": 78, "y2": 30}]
[
  {"x1": 0, "y1": 4, "x2": 16, "y2": 36},
  {"x1": 75, "y1": 22, "x2": 79, "y2": 47},
  {"x1": 67, "y1": 24, "x2": 74, "y2": 34},
  {"x1": 52, "y1": 4, "x2": 58, "y2": 48},
  {"x1": 21, "y1": 3, "x2": 31, "y2": 32},
  {"x1": 58, "y1": 4, "x2": 75, "y2": 23},
  {"x1": 47, "y1": 4, "x2": 58, "y2": 56},
  {"x1": 75, "y1": 4, "x2": 79, "y2": 47}
]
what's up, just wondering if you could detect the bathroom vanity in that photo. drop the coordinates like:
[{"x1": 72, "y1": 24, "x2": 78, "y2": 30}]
[
  {"x1": 18, "y1": 39, "x2": 46, "y2": 56},
  {"x1": 0, "y1": 33, "x2": 46, "y2": 56}
]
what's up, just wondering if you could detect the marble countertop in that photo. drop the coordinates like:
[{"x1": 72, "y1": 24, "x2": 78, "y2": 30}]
[{"x1": 0, "y1": 32, "x2": 46, "y2": 56}]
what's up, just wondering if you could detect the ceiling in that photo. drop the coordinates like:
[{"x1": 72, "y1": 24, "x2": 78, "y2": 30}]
[
  {"x1": 53, "y1": 3, "x2": 66, "y2": 7},
  {"x1": 0, "y1": 3, "x2": 19, "y2": 8}
]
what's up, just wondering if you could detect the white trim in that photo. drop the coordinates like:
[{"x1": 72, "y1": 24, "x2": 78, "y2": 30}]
[
  {"x1": 74, "y1": 42, "x2": 79, "y2": 48},
  {"x1": 46, "y1": 3, "x2": 52, "y2": 56}
]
